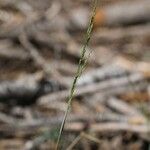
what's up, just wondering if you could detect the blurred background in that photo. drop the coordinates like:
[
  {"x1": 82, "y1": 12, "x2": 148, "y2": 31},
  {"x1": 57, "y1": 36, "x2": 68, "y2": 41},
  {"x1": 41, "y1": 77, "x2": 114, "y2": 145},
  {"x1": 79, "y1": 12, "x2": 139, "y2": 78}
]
[{"x1": 0, "y1": 0, "x2": 149, "y2": 149}]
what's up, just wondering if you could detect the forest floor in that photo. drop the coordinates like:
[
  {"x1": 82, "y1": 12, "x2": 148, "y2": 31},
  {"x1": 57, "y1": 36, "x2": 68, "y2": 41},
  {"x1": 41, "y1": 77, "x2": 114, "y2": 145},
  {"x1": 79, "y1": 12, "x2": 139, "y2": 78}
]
[{"x1": 0, "y1": 0, "x2": 149, "y2": 149}]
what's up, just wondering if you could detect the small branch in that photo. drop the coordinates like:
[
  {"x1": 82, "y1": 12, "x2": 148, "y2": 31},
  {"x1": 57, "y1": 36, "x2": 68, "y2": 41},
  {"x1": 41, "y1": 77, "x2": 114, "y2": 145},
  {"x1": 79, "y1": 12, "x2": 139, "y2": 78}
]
[
  {"x1": 38, "y1": 72, "x2": 147, "y2": 105},
  {"x1": 66, "y1": 133, "x2": 81, "y2": 150},
  {"x1": 95, "y1": 1, "x2": 150, "y2": 26}
]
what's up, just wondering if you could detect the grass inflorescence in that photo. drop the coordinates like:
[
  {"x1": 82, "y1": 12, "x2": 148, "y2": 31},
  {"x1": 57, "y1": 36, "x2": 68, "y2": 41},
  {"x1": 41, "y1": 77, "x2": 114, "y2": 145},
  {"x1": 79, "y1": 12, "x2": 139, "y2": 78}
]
[{"x1": 55, "y1": 0, "x2": 98, "y2": 149}]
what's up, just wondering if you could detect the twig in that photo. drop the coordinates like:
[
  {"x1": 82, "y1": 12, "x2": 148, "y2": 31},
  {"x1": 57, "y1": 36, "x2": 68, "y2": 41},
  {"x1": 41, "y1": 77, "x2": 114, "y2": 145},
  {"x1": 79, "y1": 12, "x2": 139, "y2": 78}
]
[
  {"x1": 94, "y1": 24, "x2": 150, "y2": 42},
  {"x1": 20, "y1": 33, "x2": 70, "y2": 87},
  {"x1": 66, "y1": 132, "x2": 101, "y2": 150},
  {"x1": 81, "y1": 132, "x2": 101, "y2": 144},
  {"x1": 106, "y1": 97, "x2": 141, "y2": 116},
  {"x1": 65, "y1": 122, "x2": 150, "y2": 134},
  {"x1": 90, "y1": 122, "x2": 150, "y2": 134},
  {"x1": 0, "y1": 72, "x2": 57, "y2": 101},
  {"x1": 66, "y1": 133, "x2": 81, "y2": 150},
  {"x1": 2, "y1": 112, "x2": 145, "y2": 130},
  {"x1": 77, "y1": 64, "x2": 128, "y2": 86},
  {"x1": 38, "y1": 72, "x2": 147, "y2": 105},
  {"x1": 0, "y1": 40, "x2": 29, "y2": 60},
  {"x1": 19, "y1": 33, "x2": 52, "y2": 74},
  {"x1": 115, "y1": 56, "x2": 150, "y2": 78},
  {"x1": 0, "y1": 112, "x2": 17, "y2": 125},
  {"x1": 95, "y1": 0, "x2": 150, "y2": 26}
]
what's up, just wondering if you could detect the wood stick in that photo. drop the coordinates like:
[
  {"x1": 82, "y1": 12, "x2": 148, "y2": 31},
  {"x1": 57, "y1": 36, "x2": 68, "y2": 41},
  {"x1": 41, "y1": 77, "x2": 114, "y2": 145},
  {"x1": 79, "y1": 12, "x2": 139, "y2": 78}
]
[
  {"x1": 0, "y1": 40, "x2": 29, "y2": 60},
  {"x1": 94, "y1": 0, "x2": 150, "y2": 26},
  {"x1": 90, "y1": 122, "x2": 150, "y2": 134},
  {"x1": 38, "y1": 72, "x2": 147, "y2": 105},
  {"x1": 115, "y1": 56, "x2": 150, "y2": 78},
  {"x1": 77, "y1": 64, "x2": 128, "y2": 86},
  {"x1": 106, "y1": 97, "x2": 141, "y2": 116},
  {"x1": 65, "y1": 122, "x2": 150, "y2": 134},
  {"x1": 93, "y1": 24, "x2": 150, "y2": 42},
  {"x1": 0, "y1": 73, "x2": 57, "y2": 101}
]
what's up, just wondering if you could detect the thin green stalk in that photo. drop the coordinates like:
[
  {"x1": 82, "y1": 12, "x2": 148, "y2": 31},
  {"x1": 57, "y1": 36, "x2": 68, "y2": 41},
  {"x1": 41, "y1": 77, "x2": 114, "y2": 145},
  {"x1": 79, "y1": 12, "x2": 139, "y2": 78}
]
[{"x1": 55, "y1": 0, "x2": 98, "y2": 149}]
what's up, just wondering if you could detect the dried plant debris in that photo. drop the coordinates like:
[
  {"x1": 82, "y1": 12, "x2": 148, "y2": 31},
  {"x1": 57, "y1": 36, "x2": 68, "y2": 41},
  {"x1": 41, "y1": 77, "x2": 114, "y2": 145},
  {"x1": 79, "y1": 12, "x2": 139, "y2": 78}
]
[{"x1": 0, "y1": 0, "x2": 149, "y2": 149}]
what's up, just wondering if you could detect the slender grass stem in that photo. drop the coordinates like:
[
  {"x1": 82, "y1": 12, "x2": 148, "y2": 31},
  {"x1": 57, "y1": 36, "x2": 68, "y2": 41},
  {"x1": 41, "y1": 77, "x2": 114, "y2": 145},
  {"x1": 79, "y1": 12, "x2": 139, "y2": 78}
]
[{"x1": 55, "y1": 0, "x2": 98, "y2": 149}]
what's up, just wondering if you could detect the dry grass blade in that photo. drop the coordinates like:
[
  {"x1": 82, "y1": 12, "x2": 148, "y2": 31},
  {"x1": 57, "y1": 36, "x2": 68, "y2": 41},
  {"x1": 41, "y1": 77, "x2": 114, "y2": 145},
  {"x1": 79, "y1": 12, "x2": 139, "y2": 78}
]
[{"x1": 55, "y1": 0, "x2": 98, "y2": 149}]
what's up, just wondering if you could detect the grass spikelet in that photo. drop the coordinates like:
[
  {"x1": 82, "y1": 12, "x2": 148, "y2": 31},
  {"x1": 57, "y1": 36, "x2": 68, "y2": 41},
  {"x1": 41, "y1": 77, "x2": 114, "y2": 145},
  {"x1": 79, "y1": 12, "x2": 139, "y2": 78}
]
[{"x1": 55, "y1": 0, "x2": 98, "y2": 149}]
